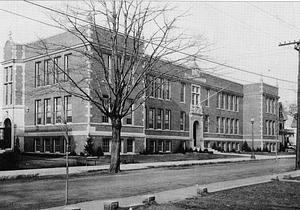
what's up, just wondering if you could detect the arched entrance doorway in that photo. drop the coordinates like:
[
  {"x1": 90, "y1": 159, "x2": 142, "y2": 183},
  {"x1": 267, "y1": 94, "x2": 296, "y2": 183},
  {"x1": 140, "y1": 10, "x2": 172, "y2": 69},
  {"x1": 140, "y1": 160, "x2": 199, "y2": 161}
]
[
  {"x1": 193, "y1": 121, "x2": 200, "y2": 147},
  {"x1": 1, "y1": 119, "x2": 12, "y2": 149}
]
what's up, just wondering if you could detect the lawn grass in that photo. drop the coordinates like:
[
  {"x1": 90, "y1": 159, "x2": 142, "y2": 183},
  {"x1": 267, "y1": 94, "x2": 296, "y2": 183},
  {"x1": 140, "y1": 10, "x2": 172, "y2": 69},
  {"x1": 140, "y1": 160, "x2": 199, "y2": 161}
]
[
  {"x1": 11, "y1": 151, "x2": 295, "y2": 170},
  {"x1": 130, "y1": 180, "x2": 300, "y2": 210},
  {"x1": 15, "y1": 152, "x2": 240, "y2": 170}
]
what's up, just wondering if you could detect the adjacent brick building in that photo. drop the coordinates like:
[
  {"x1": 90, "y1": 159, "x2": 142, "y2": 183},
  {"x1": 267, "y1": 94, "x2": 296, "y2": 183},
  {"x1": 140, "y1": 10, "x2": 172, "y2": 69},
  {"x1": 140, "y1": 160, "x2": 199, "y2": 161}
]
[{"x1": 1, "y1": 28, "x2": 281, "y2": 155}]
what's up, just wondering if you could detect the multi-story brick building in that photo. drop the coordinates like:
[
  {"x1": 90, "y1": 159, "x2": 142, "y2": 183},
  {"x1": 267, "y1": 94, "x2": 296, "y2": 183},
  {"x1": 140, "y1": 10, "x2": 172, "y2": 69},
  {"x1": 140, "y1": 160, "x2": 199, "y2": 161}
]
[
  {"x1": 1, "y1": 28, "x2": 281, "y2": 155},
  {"x1": 243, "y1": 81, "x2": 279, "y2": 151}
]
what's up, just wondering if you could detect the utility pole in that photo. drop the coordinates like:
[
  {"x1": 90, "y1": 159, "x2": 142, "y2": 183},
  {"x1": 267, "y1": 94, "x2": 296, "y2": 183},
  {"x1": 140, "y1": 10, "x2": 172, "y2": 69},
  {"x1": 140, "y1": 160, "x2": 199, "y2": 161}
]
[{"x1": 279, "y1": 40, "x2": 300, "y2": 170}]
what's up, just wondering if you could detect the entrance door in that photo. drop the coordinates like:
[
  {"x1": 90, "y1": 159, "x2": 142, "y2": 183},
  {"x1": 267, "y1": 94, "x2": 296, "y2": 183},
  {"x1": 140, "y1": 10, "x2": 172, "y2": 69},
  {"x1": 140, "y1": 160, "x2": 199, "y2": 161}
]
[
  {"x1": 1, "y1": 119, "x2": 12, "y2": 149},
  {"x1": 193, "y1": 121, "x2": 200, "y2": 147}
]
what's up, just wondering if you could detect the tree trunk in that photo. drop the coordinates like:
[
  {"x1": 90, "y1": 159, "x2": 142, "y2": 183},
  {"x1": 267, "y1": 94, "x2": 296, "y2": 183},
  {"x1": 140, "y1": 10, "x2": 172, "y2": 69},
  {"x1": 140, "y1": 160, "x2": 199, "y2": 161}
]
[{"x1": 109, "y1": 117, "x2": 122, "y2": 173}]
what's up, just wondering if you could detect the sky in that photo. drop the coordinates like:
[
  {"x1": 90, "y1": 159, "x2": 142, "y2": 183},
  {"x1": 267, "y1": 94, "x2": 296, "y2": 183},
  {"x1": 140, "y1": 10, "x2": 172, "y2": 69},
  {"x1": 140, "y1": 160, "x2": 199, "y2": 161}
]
[{"x1": 1, "y1": 1, "x2": 300, "y2": 120}]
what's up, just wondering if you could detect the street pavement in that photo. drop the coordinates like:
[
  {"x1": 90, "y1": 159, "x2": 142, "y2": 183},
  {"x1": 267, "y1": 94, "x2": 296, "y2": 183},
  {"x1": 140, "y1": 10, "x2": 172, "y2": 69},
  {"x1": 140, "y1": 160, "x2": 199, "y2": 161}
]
[{"x1": 0, "y1": 153, "x2": 297, "y2": 210}]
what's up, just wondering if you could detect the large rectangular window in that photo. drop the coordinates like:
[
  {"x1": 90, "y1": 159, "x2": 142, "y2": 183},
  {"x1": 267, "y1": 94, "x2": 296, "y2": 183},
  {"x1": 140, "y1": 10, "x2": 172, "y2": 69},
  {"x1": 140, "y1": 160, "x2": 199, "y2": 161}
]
[
  {"x1": 157, "y1": 109, "x2": 163, "y2": 129},
  {"x1": 165, "y1": 110, "x2": 171, "y2": 130},
  {"x1": 192, "y1": 86, "x2": 200, "y2": 106},
  {"x1": 205, "y1": 88, "x2": 210, "y2": 107},
  {"x1": 102, "y1": 95, "x2": 109, "y2": 123},
  {"x1": 44, "y1": 138, "x2": 51, "y2": 153},
  {"x1": 180, "y1": 111, "x2": 186, "y2": 131},
  {"x1": 44, "y1": 60, "x2": 51, "y2": 85},
  {"x1": 235, "y1": 97, "x2": 239, "y2": 112},
  {"x1": 157, "y1": 78, "x2": 163, "y2": 99},
  {"x1": 150, "y1": 76, "x2": 155, "y2": 97},
  {"x1": 148, "y1": 108, "x2": 155, "y2": 129},
  {"x1": 216, "y1": 117, "x2": 220, "y2": 133},
  {"x1": 64, "y1": 96, "x2": 72, "y2": 123},
  {"x1": 35, "y1": 100, "x2": 42, "y2": 125},
  {"x1": 35, "y1": 62, "x2": 42, "y2": 87},
  {"x1": 53, "y1": 57, "x2": 60, "y2": 83},
  {"x1": 230, "y1": 119, "x2": 234, "y2": 134},
  {"x1": 4, "y1": 66, "x2": 13, "y2": 106},
  {"x1": 235, "y1": 119, "x2": 239, "y2": 134},
  {"x1": 149, "y1": 140, "x2": 155, "y2": 153},
  {"x1": 5, "y1": 67, "x2": 8, "y2": 83},
  {"x1": 232, "y1": 96, "x2": 235, "y2": 111},
  {"x1": 164, "y1": 80, "x2": 171, "y2": 100},
  {"x1": 54, "y1": 97, "x2": 62, "y2": 123},
  {"x1": 158, "y1": 140, "x2": 163, "y2": 152},
  {"x1": 125, "y1": 99, "x2": 133, "y2": 125},
  {"x1": 53, "y1": 138, "x2": 61, "y2": 153},
  {"x1": 127, "y1": 139, "x2": 134, "y2": 153},
  {"x1": 217, "y1": 92, "x2": 221, "y2": 109},
  {"x1": 226, "y1": 118, "x2": 230, "y2": 134},
  {"x1": 166, "y1": 141, "x2": 171, "y2": 152},
  {"x1": 204, "y1": 115, "x2": 209, "y2": 133},
  {"x1": 222, "y1": 117, "x2": 226, "y2": 133},
  {"x1": 44, "y1": 99, "x2": 52, "y2": 124},
  {"x1": 64, "y1": 54, "x2": 70, "y2": 81},
  {"x1": 9, "y1": 83, "x2": 12, "y2": 105},
  {"x1": 35, "y1": 139, "x2": 41, "y2": 152},
  {"x1": 180, "y1": 83, "x2": 185, "y2": 103},
  {"x1": 103, "y1": 139, "x2": 110, "y2": 153},
  {"x1": 223, "y1": 94, "x2": 227, "y2": 110}
]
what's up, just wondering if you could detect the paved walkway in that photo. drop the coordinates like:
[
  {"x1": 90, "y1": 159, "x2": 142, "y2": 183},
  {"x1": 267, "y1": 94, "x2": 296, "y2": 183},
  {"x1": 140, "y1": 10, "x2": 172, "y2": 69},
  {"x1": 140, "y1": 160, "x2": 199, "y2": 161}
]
[{"x1": 0, "y1": 153, "x2": 297, "y2": 210}]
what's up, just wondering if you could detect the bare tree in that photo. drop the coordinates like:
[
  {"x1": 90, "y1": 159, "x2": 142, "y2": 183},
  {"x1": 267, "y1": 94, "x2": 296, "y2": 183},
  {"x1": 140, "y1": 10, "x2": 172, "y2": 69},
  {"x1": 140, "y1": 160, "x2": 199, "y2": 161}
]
[{"x1": 28, "y1": 0, "x2": 210, "y2": 173}]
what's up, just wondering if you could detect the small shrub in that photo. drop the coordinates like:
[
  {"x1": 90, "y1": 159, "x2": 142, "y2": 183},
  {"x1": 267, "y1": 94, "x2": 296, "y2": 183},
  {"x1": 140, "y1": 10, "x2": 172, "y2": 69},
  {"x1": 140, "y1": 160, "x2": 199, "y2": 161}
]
[
  {"x1": 95, "y1": 146, "x2": 104, "y2": 157},
  {"x1": 175, "y1": 142, "x2": 186, "y2": 154},
  {"x1": 241, "y1": 141, "x2": 252, "y2": 152},
  {"x1": 0, "y1": 151, "x2": 20, "y2": 170},
  {"x1": 262, "y1": 147, "x2": 270, "y2": 152},
  {"x1": 255, "y1": 147, "x2": 261, "y2": 152},
  {"x1": 69, "y1": 151, "x2": 77, "y2": 156},
  {"x1": 212, "y1": 142, "x2": 217, "y2": 150},
  {"x1": 84, "y1": 136, "x2": 95, "y2": 156}
]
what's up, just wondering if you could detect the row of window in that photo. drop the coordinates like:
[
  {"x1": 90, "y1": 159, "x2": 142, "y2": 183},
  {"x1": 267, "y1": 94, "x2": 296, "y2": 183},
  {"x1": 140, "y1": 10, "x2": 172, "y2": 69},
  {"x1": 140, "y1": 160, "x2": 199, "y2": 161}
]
[
  {"x1": 4, "y1": 66, "x2": 13, "y2": 106},
  {"x1": 216, "y1": 117, "x2": 240, "y2": 134},
  {"x1": 149, "y1": 140, "x2": 172, "y2": 153},
  {"x1": 217, "y1": 92, "x2": 240, "y2": 112},
  {"x1": 266, "y1": 120, "x2": 276, "y2": 135},
  {"x1": 147, "y1": 108, "x2": 175, "y2": 130},
  {"x1": 35, "y1": 138, "x2": 67, "y2": 153},
  {"x1": 266, "y1": 97, "x2": 276, "y2": 114},
  {"x1": 102, "y1": 138, "x2": 134, "y2": 153},
  {"x1": 35, "y1": 54, "x2": 70, "y2": 87},
  {"x1": 101, "y1": 97, "x2": 133, "y2": 125},
  {"x1": 147, "y1": 76, "x2": 171, "y2": 100},
  {"x1": 35, "y1": 96, "x2": 72, "y2": 125}
]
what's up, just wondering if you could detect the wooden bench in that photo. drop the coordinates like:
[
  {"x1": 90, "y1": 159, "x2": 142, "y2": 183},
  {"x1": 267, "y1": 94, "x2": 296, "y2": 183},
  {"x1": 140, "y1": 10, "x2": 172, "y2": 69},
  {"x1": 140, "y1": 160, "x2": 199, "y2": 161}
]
[{"x1": 85, "y1": 156, "x2": 99, "y2": 166}]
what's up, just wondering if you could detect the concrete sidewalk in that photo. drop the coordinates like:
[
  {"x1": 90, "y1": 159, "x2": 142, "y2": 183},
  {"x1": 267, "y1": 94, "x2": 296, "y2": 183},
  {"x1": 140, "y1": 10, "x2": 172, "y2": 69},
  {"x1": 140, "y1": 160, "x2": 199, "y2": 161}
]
[
  {"x1": 0, "y1": 154, "x2": 295, "y2": 180},
  {"x1": 41, "y1": 158, "x2": 300, "y2": 210}
]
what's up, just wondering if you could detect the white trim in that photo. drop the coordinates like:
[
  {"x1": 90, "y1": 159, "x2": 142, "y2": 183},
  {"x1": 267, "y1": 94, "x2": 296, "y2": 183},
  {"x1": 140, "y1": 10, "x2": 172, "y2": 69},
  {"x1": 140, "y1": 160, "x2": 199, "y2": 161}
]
[
  {"x1": 146, "y1": 135, "x2": 190, "y2": 140},
  {"x1": 203, "y1": 137, "x2": 244, "y2": 141},
  {"x1": 24, "y1": 43, "x2": 86, "y2": 62},
  {"x1": 24, "y1": 130, "x2": 146, "y2": 138}
]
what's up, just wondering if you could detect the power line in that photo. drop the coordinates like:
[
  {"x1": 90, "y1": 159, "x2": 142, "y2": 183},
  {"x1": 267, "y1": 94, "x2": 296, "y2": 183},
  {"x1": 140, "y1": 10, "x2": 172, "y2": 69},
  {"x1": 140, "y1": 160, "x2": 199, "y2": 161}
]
[
  {"x1": 247, "y1": 2, "x2": 300, "y2": 34},
  {"x1": 0, "y1": 8, "x2": 62, "y2": 30},
  {"x1": 14, "y1": 1, "x2": 297, "y2": 85},
  {"x1": 203, "y1": 2, "x2": 282, "y2": 42}
]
